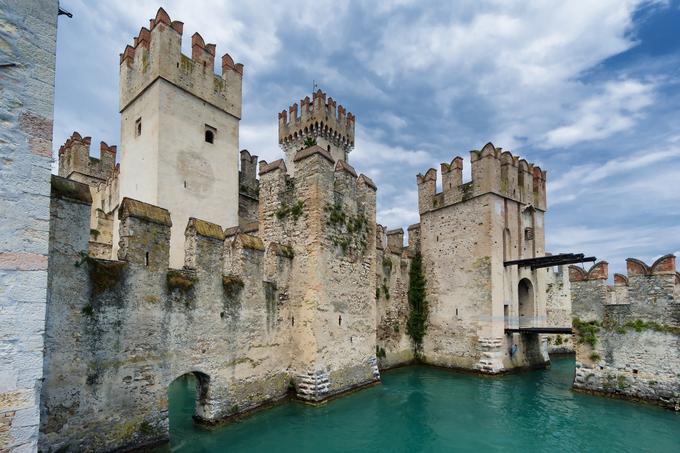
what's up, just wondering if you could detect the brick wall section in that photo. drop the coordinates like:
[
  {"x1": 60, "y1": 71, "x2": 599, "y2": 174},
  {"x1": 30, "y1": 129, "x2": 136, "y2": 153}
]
[
  {"x1": 570, "y1": 256, "x2": 680, "y2": 410},
  {"x1": 0, "y1": 1, "x2": 58, "y2": 451}
]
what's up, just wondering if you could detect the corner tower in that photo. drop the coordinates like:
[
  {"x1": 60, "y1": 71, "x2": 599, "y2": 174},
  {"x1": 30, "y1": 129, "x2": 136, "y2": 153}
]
[
  {"x1": 278, "y1": 89, "x2": 355, "y2": 175},
  {"x1": 118, "y1": 8, "x2": 243, "y2": 266}
]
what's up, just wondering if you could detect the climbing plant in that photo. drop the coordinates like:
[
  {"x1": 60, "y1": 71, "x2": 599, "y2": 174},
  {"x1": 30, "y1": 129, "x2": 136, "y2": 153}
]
[
  {"x1": 406, "y1": 252, "x2": 427, "y2": 356},
  {"x1": 303, "y1": 136, "x2": 317, "y2": 147},
  {"x1": 275, "y1": 200, "x2": 305, "y2": 221},
  {"x1": 324, "y1": 202, "x2": 369, "y2": 257}
]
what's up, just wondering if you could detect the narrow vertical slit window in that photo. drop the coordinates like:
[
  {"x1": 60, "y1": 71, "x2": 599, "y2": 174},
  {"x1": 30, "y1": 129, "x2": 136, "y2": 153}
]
[
  {"x1": 135, "y1": 118, "x2": 142, "y2": 137},
  {"x1": 204, "y1": 124, "x2": 216, "y2": 144}
]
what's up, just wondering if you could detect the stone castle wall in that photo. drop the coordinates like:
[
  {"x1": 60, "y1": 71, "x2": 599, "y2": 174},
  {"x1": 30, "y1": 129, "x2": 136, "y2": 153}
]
[
  {"x1": 41, "y1": 145, "x2": 380, "y2": 451},
  {"x1": 41, "y1": 178, "x2": 292, "y2": 452},
  {"x1": 545, "y1": 265, "x2": 574, "y2": 353},
  {"x1": 0, "y1": 1, "x2": 58, "y2": 451},
  {"x1": 257, "y1": 148, "x2": 379, "y2": 401},
  {"x1": 570, "y1": 256, "x2": 680, "y2": 410},
  {"x1": 374, "y1": 226, "x2": 416, "y2": 369}
]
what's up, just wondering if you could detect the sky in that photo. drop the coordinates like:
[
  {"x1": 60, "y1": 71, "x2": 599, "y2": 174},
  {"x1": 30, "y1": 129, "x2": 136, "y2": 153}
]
[{"x1": 52, "y1": 0, "x2": 680, "y2": 276}]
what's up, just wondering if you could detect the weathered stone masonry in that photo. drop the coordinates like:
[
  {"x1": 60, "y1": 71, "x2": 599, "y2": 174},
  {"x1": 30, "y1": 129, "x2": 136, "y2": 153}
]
[
  {"x1": 43, "y1": 178, "x2": 293, "y2": 451},
  {"x1": 32, "y1": 6, "x2": 587, "y2": 452},
  {"x1": 414, "y1": 143, "x2": 550, "y2": 373},
  {"x1": 0, "y1": 1, "x2": 58, "y2": 451},
  {"x1": 570, "y1": 255, "x2": 680, "y2": 410},
  {"x1": 42, "y1": 142, "x2": 380, "y2": 451}
]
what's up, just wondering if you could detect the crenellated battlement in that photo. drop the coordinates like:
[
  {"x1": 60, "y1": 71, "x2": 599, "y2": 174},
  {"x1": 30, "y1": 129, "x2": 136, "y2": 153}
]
[
  {"x1": 569, "y1": 254, "x2": 679, "y2": 326},
  {"x1": 278, "y1": 90, "x2": 356, "y2": 175},
  {"x1": 278, "y1": 89, "x2": 355, "y2": 148},
  {"x1": 119, "y1": 7, "x2": 243, "y2": 118},
  {"x1": 570, "y1": 254, "x2": 680, "y2": 409},
  {"x1": 417, "y1": 142, "x2": 547, "y2": 214},
  {"x1": 57, "y1": 131, "x2": 117, "y2": 185}
]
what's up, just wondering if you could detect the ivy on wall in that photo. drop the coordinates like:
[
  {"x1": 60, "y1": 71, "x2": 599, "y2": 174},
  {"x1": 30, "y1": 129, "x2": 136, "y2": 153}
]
[
  {"x1": 325, "y1": 202, "x2": 369, "y2": 257},
  {"x1": 275, "y1": 200, "x2": 305, "y2": 221},
  {"x1": 406, "y1": 252, "x2": 427, "y2": 356}
]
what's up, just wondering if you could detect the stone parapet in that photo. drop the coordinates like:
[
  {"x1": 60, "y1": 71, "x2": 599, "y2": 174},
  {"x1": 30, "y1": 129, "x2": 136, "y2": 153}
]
[
  {"x1": 571, "y1": 254, "x2": 680, "y2": 410},
  {"x1": 417, "y1": 142, "x2": 547, "y2": 214},
  {"x1": 119, "y1": 8, "x2": 242, "y2": 118}
]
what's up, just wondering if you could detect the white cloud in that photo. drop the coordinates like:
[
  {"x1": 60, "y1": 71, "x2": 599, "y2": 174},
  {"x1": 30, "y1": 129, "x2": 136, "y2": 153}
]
[
  {"x1": 548, "y1": 146, "x2": 680, "y2": 202},
  {"x1": 360, "y1": 0, "x2": 661, "y2": 149},
  {"x1": 352, "y1": 127, "x2": 432, "y2": 167},
  {"x1": 543, "y1": 79, "x2": 655, "y2": 148}
]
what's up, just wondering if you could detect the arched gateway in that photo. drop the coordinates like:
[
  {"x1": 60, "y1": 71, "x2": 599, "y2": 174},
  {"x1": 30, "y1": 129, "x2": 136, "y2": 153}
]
[
  {"x1": 518, "y1": 278, "x2": 534, "y2": 328},
  {"x1": 168, "y1": 371, "x2": 211, "y2": 434}
]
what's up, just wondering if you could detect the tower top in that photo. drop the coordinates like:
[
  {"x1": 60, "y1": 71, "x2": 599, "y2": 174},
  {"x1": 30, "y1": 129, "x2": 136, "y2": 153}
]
[
  {"x1": 278, "y1": 89, "x2": 356, "y2": 175},
  {"x1": 119, "y1": 7, "x2": 243, "y2": 118},
  {"x1": 278, "y1": 89, "x2": 355, "y2": 152}
]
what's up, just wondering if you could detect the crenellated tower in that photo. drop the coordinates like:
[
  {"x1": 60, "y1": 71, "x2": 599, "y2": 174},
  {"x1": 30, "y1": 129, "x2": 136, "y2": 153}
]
[
  {"x1": 416, "y1": 142, "x2": 549, "y2": 374},
  {"x1": 278, "y1": 89, "x2": 355, "y2": 176},
  {"x1": 117, "y1": 7, "x2": 244, "y2": 267},
  {"x1": 58, "y1": 132, "x2": 117, "y2": 186}
]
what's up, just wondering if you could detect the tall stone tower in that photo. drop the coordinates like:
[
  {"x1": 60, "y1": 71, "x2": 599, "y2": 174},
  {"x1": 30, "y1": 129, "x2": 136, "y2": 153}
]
[
  {"x1": 416, "y1": 143, "x2": 550, "y2": 373},
  {"x1": 118, "y1": 8, "x2": 243, "y2": 267},
  {"x1": 278, "y1": 89, "x2": 355, "y2": 176}
]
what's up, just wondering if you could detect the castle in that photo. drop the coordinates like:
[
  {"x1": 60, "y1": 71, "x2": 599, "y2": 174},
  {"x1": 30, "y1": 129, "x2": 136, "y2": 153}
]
[
  {"x1": 3, "y1": 5, "x2": 677, "y2": 453},
  {"x1": 38, "y1": 9, "x2": 560, "y2": 451}
]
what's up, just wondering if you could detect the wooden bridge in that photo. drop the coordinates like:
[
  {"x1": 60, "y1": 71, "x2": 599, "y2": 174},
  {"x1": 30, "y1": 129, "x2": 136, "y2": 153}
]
[{"x1": 505, "y1": 327, "x2": 573, "y2": 334}]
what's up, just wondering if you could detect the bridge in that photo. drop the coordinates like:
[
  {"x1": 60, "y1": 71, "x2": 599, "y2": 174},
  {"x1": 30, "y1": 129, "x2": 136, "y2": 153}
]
[{"x1": 505, "y1": 327, "x2": 573, "y2": 334}]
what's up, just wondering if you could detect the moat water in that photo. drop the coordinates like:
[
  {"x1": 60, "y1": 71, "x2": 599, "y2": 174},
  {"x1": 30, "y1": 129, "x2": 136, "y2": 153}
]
[{"x1": 155, "y1": 357, "x2": 679, "y2": 452}]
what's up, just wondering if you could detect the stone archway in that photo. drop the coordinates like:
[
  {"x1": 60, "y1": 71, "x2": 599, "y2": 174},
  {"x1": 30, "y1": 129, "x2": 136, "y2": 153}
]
[
  {"x1": 167, "y1": 371, "x2": 211, "y2": 436},
  {"x1": 518, "y1": 278, "x2": 534, "y2": 328}
]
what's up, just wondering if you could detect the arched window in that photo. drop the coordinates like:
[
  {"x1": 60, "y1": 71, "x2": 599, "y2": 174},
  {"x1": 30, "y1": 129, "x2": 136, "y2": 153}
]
[{"x1": 204, "y1": 129, "x2": 214, "y2": 144}]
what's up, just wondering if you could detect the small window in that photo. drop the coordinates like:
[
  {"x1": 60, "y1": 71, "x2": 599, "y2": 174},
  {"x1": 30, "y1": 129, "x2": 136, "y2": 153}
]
[
  {"x1": 135, "y1": 118, "x2": 142, "y2": 137},
  {"x1": 205, "y1": 125, "x2": 216, "y2": 144},
  {"x1": 144, "y1": 251, "x2": 149, "y2": 266},
  {"x1": 327, "y1": 145, "x2": 331, "y2": 152}
]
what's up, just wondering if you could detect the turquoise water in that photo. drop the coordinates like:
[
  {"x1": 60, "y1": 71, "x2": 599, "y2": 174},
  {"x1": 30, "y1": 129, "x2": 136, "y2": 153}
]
[{"x1": 157, "y1": 358, "x2": 679, "y2": 452}]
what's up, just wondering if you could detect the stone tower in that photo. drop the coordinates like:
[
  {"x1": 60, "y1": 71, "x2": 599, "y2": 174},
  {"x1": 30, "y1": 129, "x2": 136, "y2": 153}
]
[
  {"x1": 118, "y1": 8, "x2": 243, "y2": 267},
  {"x1": 278, "y1": 89, "x2": 355, "y2": 176},
  {"x1": 416, "y1": 143, "x2": 550, "y2": 373}
]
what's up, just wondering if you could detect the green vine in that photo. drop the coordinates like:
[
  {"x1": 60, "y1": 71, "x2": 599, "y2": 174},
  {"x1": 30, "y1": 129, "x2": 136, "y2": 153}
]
[
  {"x1": 303, "y1": 136, "x2": 317, "y2": 147},
  {"x1": 381, "y1": 278, "x2": 390, "y2": 300},
  {"x1": 275, "y1": 200, "x2": 305, "y2": 221},
  {"x1": 573, "y1": 318, "x2": 600, "y2": 347},
  {"x1": 382, "y1": 256, "x2": 393, "y2": 275},
  {"x1": 325, "y1": 203, "x2": 369, "y2": 256},
  {"x1": 615, "y1": 319, "x2": 680, "y2": 335},
  {"x1": 406, "y1": 252, "x2": 428, "y2": 355}
]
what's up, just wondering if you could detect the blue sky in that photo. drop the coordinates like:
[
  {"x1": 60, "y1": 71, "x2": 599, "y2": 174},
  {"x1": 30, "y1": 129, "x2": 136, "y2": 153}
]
[{"x1": 52, "y1": 1, "x2": 680, "y2": 276}]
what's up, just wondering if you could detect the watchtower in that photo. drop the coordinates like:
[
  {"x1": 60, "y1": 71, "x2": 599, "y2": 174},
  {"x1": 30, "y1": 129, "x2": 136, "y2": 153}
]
[
  {"x1": 278, "y1": 89, "x2": 355, "y2": 176},
  {"x1": 118, "y1": 8, "x2": 244, "y2": 266}
]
